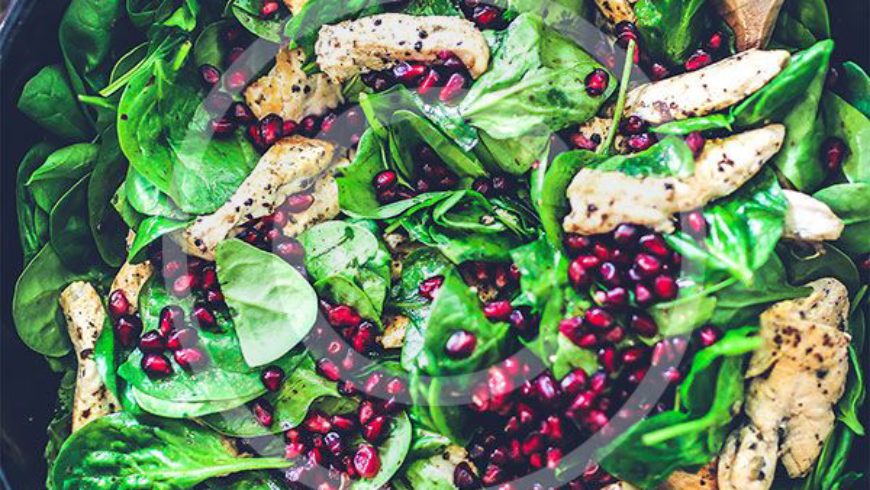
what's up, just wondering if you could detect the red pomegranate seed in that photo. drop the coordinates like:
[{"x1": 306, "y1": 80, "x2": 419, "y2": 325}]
[
  {"x1": 358, "y1": 400, "x2": 376, "y2": 425},
  {"x1": 454, "y1": 462, "x2": 479, "y2": 489},
  {"x1": 589, "y1": 371, "x2": 608, "y2": 394},
  {"x1": 627, "y1": 133, "x2": 656, "y2": 152},
  {"x1": 620, "y1": 116, "x2": 647, "y2": 136},
  {"x1": 386, "y1": 377, "x2": 406, "y2": 395},
  {"x1": 328, "y1": 305, "x2": 361, "y2": 327},
  {"x1": 284, "y1": 192, "x2": 315, "y2": 213},
  {"x1": 107, "y1": 290, "x2": 130, "y2": 319},
  {"x1": 686, "y1": 210, "x2": 707, "y2": 236},
  {"x1": 275, "y1": 238, "x2": 305, "y2": 263},
  {"x1": 585, "y1": 410, "x2": 609, "y2": 432},
  {"x1": 260, "y1": 0, "x2": 279, "y2": 18},
  {"x1": 445, "y1": 330, "x2": 477, "y2": 359},
  {"x1": 577, "y1": 333, "x2": 598, "y2": 349},
  {"x1": 393, "y1": 62, "x2": 427, "y2": 84},
  {"x1": 173, "y1": 348, "x2": 207, "y2": 370},
  {"x1": 570, "y1": 133, "x2": 599, "y2": 151},
  {"x1": 584, "y1": 307, "x2": 614, "y2": 330},
  {"x1": 472, "y1": 4, "x2": 501, "y2": 27},
  {"x1": 418, "y1": 275, "x2": 444, "y2": 301},
  {"x1": 699, "y1": 325, "x2": 721, "y2": 347},
  {"x1": 172, "y1": 273, "x2": 197, "y2": 297},
  {"x1": 564, "y1": 234, "x2": 592, "y2": 255},
  {"x1": 561, "y1": 368, "x2": 588, "y2": 396},
  {"x1": 158, "y1": 305, "x2": 184, "y2": 337},
  {"x1": 822, "y1": 138, "x2": 848, "y2": 172},
  {"x1": 628, "y1": 367, "x2": 648, "y2": 384},
  {"x1": 569, "y1": 390, "x2": 595, "y2": 412},
  {"x1": 639, "y1": 234, "x2": 670, "y2": 257},
  {"x1": 585, "y1": 68, "x2": 609, "y2": 96},
  {"x1": 601, "y1": 287, "x2": 629, "y2": 308},
  {"x1": 685, "y1": 131, "x2": 706, "y2": 158},
  {"x1": 330, "y1": 414, "x2": 356, "y2": 432},
  {"x1": 138, "y1": 330, "x2": 165, "y2": 353},
  {"x1": 199, "y1": 64, "x2": 221, "y2": 87},
  {"x1": 630, "y1": 312, "x2": 658, "y2": 337},
  {"x1": 316, "y1": 358, "x2": 341, "y2": 381},
  {"x1": 282, "y1": 119, "x2": 298, "y2": 136},
  {"x1": 258, "y1": 114, "x2": 284, "y2": 147},
  {"x1": 635, "y1": 283, "x2": 654, "y2": 306},
  {"x1": 261, "y1": 366, "x2": 285, "y2": 392},
  {"x1": 210, "y1": 117, "x2": 235, "y2": 137},
  {"x1": 598, "y1": 346, "x2": 619, "y2": 373},
  {"x1": 649, "y1": 63, "x2": 670, "y2": 81},
  {"x1": 373, "y1": 170, "x2": 397, "y2": 191},
  {"x1": 685, "y1": 50, "x2": 713, "y2": 71},
  {"x1": 305, "y1": 411, "x2": 332, "y2": 434},
  {"x1": 247, "y1": 124, "x2": 265, "y2": 148},
  {"x1": 141, "y1": 353, "x2": 173, "y2": 378},
  {"x1": 559, "y1": 317, "x2": 583, "y2": 344},
  {"x1": 569, "y1": 258, "x2": 592, "y2": 288},
  {"x1": 653, "y1": 274, "x2": 679, "y2": 300},
  {"x1": 483, "y1": 300, "x2": 513, "y2": 322},
  {"x1": 230, "y1": 102, "x2": 255, "y2": 124},
  {"x1": 487, "y1": 366, "x2": 514, "y2": 401},
  {"x1": 166, "y1": 328, "x2": 198, "y2": 351},
  {"x1": 634, "y1": 253, "x2": 662, "y2": 277},
  {"x1": 439, "y1": 73, "x2": 467, "y2": 102},
  {"x1": 364, "y1": 372, "x2": 384, "y2": 394},
  {"x1": 353, "y1": 444, "x2": 381, "y2": 478},
  {"x1": 225, "y1": 69, "x2": 249, "y2": 91},
  {"x1": 190, "y1": 304, "x2": 217, "y2": 330},
  {"x1": 199, "y1": 268, "x2": 218, "y2": 292},
  {"x1": 509, "y1": 308, "x2": 533, "y2": 335},
  {"x1": 598, "y1": 262, "x2": 622, "y2": 287},
  {"x1": 353, "y1": 321, "x2": 377, "y2": 353},
  {"x1": 663, "y1": 367, "x2": 683, "y2": 384},
  {"x1": 534, "y1": 373, "x2": 561, "y2": 403},
  {"x1": 604, "y1": 326, "x2": 626, "y2": 343},
  {"x1": 417, "y1": 69, "x2": 441, "y2": 95},
  {"x1": 115, "y1": 315, "x2": 143, "y2": 348},
  {"x1": 284, "y1": 441, "x2": 306, "y2": 459},
  {"x1": 252, "y1": 399, "x2": 274, "y2": 427},
  {"x1": 706, "y1": 31, "x2": 724, "y2": 51},
  {"x1": 362, "y1": 415, "x2": 389, "y2": 443}
]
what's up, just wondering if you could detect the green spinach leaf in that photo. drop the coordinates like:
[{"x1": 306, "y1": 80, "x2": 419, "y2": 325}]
[
  {"x1": 838, "y1": 62, "x2": 870, "y2": 119},
  {"x1": 87, "y1": 128, "x2": 129, "y2": 268},
  {"x1": 813, "y1": 183, "x2": 870, "y2": 257},
  {"x1": 822, "y1": 92, "x2": 870, "y2": 184},
  {"x1": 59, "y1": 0, "x2": 125, "y2": 95},
  {"x1": 17, "y1": 65, "x2": 92, "y2": 141},
  {"x1": 16, "y1": 143, "x2": 57, "y2": 264},
  {"x1": 633, "y1": 0, "x2": 710, "y2": 66},
  {"x1": 230, "y1": 0, "x2": 289, "y2": 42},
  {"x1": 27, "y1": 143, "x2": 99, "y2": 213},
  {"x1": 50, "y1": 176, "x2": 100, "y2": 272}
]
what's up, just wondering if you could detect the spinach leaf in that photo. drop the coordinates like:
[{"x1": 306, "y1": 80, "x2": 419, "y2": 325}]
[
  {"x1": 665, "y1": 169, "x2": 788, "y2": 284},
  {"x1": 421, "y1": 271, "x2": 511, "y2": 375},
  {"x1": 44, "y1": 371, "x2": 76, "y2": 490},
  {"x1": 459, "y1": 14, "x2": 613, "y2": 139},
  {"x1": 59, "y1": 0, "x2": 125, "y2": 96},
  {"x1": 813, "y1": 183, "x2": 870, "y2": 257},
  {"x1": 217, "y1": 239, "x2": 319, "y2": 367},
  {"x1": 50, "y1": 412, "x2": 291, "y2": 489},
  {"x1": 353, "y1": 412, "x2": 413, "y2": 490},
  {"x1": 87, "y1": 128, "x2": 128, "y2": 268},
  {"x1": 299, "y1": 221, "x2": 392, "y2": 317},
  {"x1": 474, "y1": 130, "x2": 550, "y2": 175},
  {"x1": 284, "y1": 0, "x2": 382, "y2": 57},
  {"x1": 780, "y1": 243, "x2": 862, "y2": 295},
  {"x1": 633, "y1": 0, "x2": 710, "y2": 66},
  {"x1": 117, "y1": 67, "x2": 260, "y2": 215},
  {"x1": 203, "y1": 357, "x2": 341, "y2": 437},
  {"x1": 194, "y1": 20, "x2": 230, "y2": 68},
  {"x1": 17, "y1": 65, "x2": 93, "y2": 141},
  {"x1": 50, "y1": 176, "x2": 101, "y2": 272},
  {"x1": 12, "y1": 245, "x2": 104, "y2": 357},
  {"x1": 230, "y1": 0, "x2": 289, "y2": 42},
  {"x1": 27, "y1": 143, "x2": 99, "y2": 213},
  {"x1": 16, "y1": 143, "x2": 57, "y2": 264},
  {"x1": 822, "y1": 92, "x2": 870, "y2": 184},
  {"x1": 404, "y1": 0, "x2": 461, "y2": 16},
  {"x1": 599, "y1": 327, "x2": 760, "y2": 488},
  {"x1": 124, "y1": 167, "x2": 188, "y2": 219},
  {"x1": 202, "y1": 471, "x2": 286, "y2": 489},
  {"x1": 839, "y1": 62, "x2": 870, "y2": 119},
  {"x1": 393, "y1": 452, "x2": 457, "y2": 490},
  {"x1": 537, "y1": 150, "x2": 603, "y2": 248},
  {"x1": 128, "y1": 215, "x2": 192, "y2": 262},
  {"x1": 337, "y1": 129, "x2": 389, "y2": 218},
  {"x1": 595, "y1": 136, "x2": 696, "y2": 177}
]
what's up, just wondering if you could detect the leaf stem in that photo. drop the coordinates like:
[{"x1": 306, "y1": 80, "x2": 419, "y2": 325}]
[
  {"x1": 599, "y1": 40, "x2": 636, "y2": 156},
  {"x1": 78, "y1": 95, "x2": 118, "y2": 112}
]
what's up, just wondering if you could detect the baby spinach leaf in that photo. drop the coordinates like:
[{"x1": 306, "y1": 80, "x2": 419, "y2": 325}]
[
  {"x1": 230, "y1": 0, "x2": 289, "y2": 42},
  {"x1": 16, "y1": 143, "x2": 57, "y2": 264},
  {"x1": 124, "y1": 167, "x2": 188, "y2": 219},
  {"x1": 299, "y1": 221, "x2": 392, "y2": 317},
  {"x1": 203, "y1": 357, "x2": 341, "y2": 437},
  {"x1": 404, "y1": 0, "x2": 461, "y2": 16},
  {"x1": 393, "y1": 451, "x2": 457, "y2": 490},
  {"x1": 813, "y1": 183, "x2": 870, "y2": 257},
  {"x1": 87, "y1": 128, "x2": 128, "y2": 268},
  {"x1": 59, "y1": 0, "x2": 125, "y2": 96},
  {"x1": 202, "y1": 471, "x2": 286, "y2": 489},
  {"x1": 194, "y1": 20, "x2": 230, "y2": 68},
  {"x1": 117, "y1": 67, "x2": 260, "y2": 215},
  {"x1": 666, "y1": 169, "x2": 788, "y2": 285},
  {"x1": 217, "y1": 239, "x2": 319, "y2": 367},
  {"x1": 50, "y1": 412, "x2": 291, "y2": 489},
  {"x1": 17, "y1": 65, "x2": 92, "y2": 141},
  {"x1": 126, "y1": 0, "x2": 176, "y2": 30},
  {"x1": 27, "y1": 143, "x2": 100, "y2": 213},
  {"x1": 822, "y1": 92, "x2": 870, "y2": 184},
  {"x1": 780, "y1": 243, "x2": 862, "y2": 295},
  {"x1": 129, "y1": 215, "x2": 192, "y2": 263},
  {"x1": 839, "y1": 62, "x2": 870, "y2": 119},
  {"x1": 537, "y1": 150, "x2": 603, "y2": 249},
  {"x1": 131, "y1": 388, "x2": 252, "y2": 419},
  {"x1": 50, "y1": 176, "x2": 100, "y2": 272},
  {"x1": 337, "y1": 129, "x2": 390, "y2": 217},
  {"x1": 633, "y1": 0, "x2": 710, "y2": 66},
  {"x1": 651, "y1": 113, "x2": 734, "y2": 135},
  {"x1": 474, "y1": 130, "x2": 550, "y2": 175},
  {"x1": 352, "y1": 412, "x2": 413, "y2": 490}
]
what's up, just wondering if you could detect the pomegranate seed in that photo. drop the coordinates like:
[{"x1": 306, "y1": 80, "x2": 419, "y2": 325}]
[
  {"x1": 305, "y1": 411, "x2": 332, "y2": 434},
  {"x1": 353, "y1": 444, "x2": 381, "y2": 478},
  {"x1": 261, "y1": 366, "x2": 285, "y2": 392},
  {"x1": 115, "y1": 315, "x2": 143, "y2": 348},
  {"x1": 161, "y1": 259, "x2": 183, "y2": 279},
  {"x1": 285, "y1": 192, "x2": 315, "y2": 213},
  {"x1": 601, "y1": 287, "x2": 629, "y2": 308},
  {"x1": 210, "y1": 117, "x2": 235, "y2": 137},
  {"x1": 706, "y1": 31, "x2": 724, "y2": 51},
  {"x1": 627, "y1": 133, "x2": 656, "y2": 152},
  {"x1": 685, "y1": 50, "x2": 713, "y2": 71},
  {"x1": 418, "y1": 276, "x2": 444, "y2": 300},
  {"x1": 559, "y1": 317, "x2": 583, "y2": 344},
  {"x1": 453, "y1": 462, "x2": 480, "y2": 490},
  {"x1": 483, "y1": 300, "x2": 513, "y2": 322},
  {"x1": 598, "y1": 262, "x2": 622, "y2": 287},
  {"x1": 585, "y1": 410, "x2": 609, "y2": 432},
  {"x1": 173, "y1": 347, "x2": 207, "y2": 370},
  {"x1": 275, "y1": 238, "x2": 305, "y2": 263},
  {"x1": 445, "y1": 330, "x2": 477, "y2": 359},
  {"x1": 685, "y1": 131, "x2": 706, "y2": 158},
  {"x1": 316, "y1": 358, "x2": 341, "y2": 381},
  {"x1": 258, "y1": 114, "x2": 284, "y2": 147},
  {"x1": 393, "y1": 62, "x2": 427, "y2": 84},
  {"x1": 699, "y1": 325, "x2": 721, "y2": 347},
  {"x1": 570, "y1": 133, "x2": 599, "y2": 151},
  {"x1": 417, "y1": 69, "x2": 441, "y2": 95},
  {"x1": 166, "y1": 328, "x2": 198, "y2": 351},
  {"x1": 327, "y1": 304, "x2": 361, "y2": 327},
  {"x1": 615, "y1": 21, "x2": 639, "y2": 39},
  {"x1": 284, "y1": 441, "x2": 306, "y2": 459},
  {"x1": 620, "y1": 116, "x2": 647, "y2": 136},
  {"x1": 653, "y1": 274, "x2": 679, "y2": 300},
  {"x1": 362, "y1": 415, "x2": 389, "y2": 443},
  {"x1": 663, "y1": 367, "x2": 683, "y2": 384},
  {"x1": 630, "y1": 312, "x2": 658, "y2": 337},
  {"x1": 358, "y1": 400, "x2": 376, "y2": 425},
  {"x1": 190, "y1": 304, "x2": 217, "y2": 330},
  {"x1": 822, "y1": 138, "x2": 848, "y2": 172},
  {"x1": 107, "y1": 290, "x2": 130, "y2": 319},
  {"x1": 521, "y1": 432, "x2": 545, "y2": 455},
  {"x1": 247, "y1": 124, "x2": 265, "y2": 148},
  {"x1": 252, "y1": 399, "x2": 273, "y2": 427},
  {"x1": 639, "y1": 234, "x2": 670, "y2": 257},
  {"x1": 635, "y1": 283, "x2": 654, "y2": 306},
  {"x1": 281, "y1": 119, "x2": 298, "y2": 136},
  {"x1": 534, "y1": 373, "x2": 561, "y2": 403},
  {"x1": 634, "y1": 253, "x2": 662, "y2": 277},
  {"x1": 589, "y1": 371, "x2": 608, "y2": 394},
  {"x1": 353, "y1": 321, "x2": 377, "y2": 353},
  {"x1": 564, "y1": 234, "x2": 592, "y2": 255},
  {"x1": 561, "y1": 368, "x2": 588, "y2": 396},
  {"x1": 569, "y1": 390, "x2": 595, "y2": 412},
  {"x1": 472, "y1": 5, "x2": 501, "y2": 27},
  {"x1": 604, "y1": 325, "x2": 626, "y2": 343},
  {"x1": 141, "y1": 353, "x2": 173, "y2": 378},
  {"x1": 577, "y1": 332, "x2": 598, "y2": 349},
  {"x1": 686, "y1": 210, "x2": 707, "y2": 237},
  {"x1": 547, "y1": 447, "x2": 564, "y2": 469},
  {"x1": 172, "y1": 272, "x2": 197, "y2": 297},
  {"x1": 260, "y1": 0, "x2": 279, "y2": 18},
  {"x1": 569, "y1": 258, "x2": 592, "y2": 288},
  {"x1": 439, "y1": 73, "x2": 467, "y2": 102},
  {"x1": 487, "y1": 366, "x2": 514, "y2": 400},
  {"x1": 138, "y1": 330, "x2": 165, "y2": 353},
  {"x1": 199, "y1": 64, "x2": 221, "y2": 87},
  {"x1": 363, "y1": 372, "x2": 383, "y2": 394},
  {"x1": 225, "y1": 69, "x2": 249, "y2": 91},
  {"x1": 585, "y1": 69, "x2": 609, "y2": 96},
  {"x1": 649, "y1": 63, "x2": 670, "y2": 81},
  {"x1": 331, "y1": 414, "x2": 356, "y2": 432},
  {"x1": 628, "y1": 367, "x2": 648, "y2": 384},
  {"x1": 386, "y1": 377, "x2": 406, "y2": 395},
  {"x1": 598, "y1": 346, "x2": 619, "y2": 373},
  {"x1": 584, "y1": 307, "x2": 614, "y2": 330},
  {"x1": 372, "y1": 170, "x2": 397, "y2": 192},
  {"x1": 509, "y1": 308, "x2": 533, "y2": 335},
  {"x1": 230, "y1": 102, "x2": 255, "y2": 124},
  {"x1": 593, "y1": 243, "x2": 612, "y2": 261}
]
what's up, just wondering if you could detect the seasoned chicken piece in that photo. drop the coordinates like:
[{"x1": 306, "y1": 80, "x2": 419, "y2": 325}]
[
  {"x1": 594, "y1": 0, "x2": 636, "y2": 25},
  {"x1": 244, "y1": 47, "x2": 343, "y2": 122},
  {"x1": 60, "y1": 282, "x2": 119, "y2": 431},
  {"x1": 782, "y1": 190, "x2": 844, "y2": 242},
  {"x1": 380, "y1": 313, "x2": 409, "y2": 350},
  {"x1": 563, "y1": 125, "x2": 785, "y2": 235},
  {"x1": 110, "y1": 261, "x2": 154, "y2": 313},
  {"x1": 282, "y1": 0, "x2": 308, "y2": 15},
  {"x1": 719, "y1": 279, "x2": 851, "y2": 490},
  {"x1": 624, "y1": 49, "x2": 790, "y2": 124},
  {"x1": 712, "y1": 0, "x2": 786, "y2": 51},
  {"x1": 178, "y1": 136, "x2": 336, "y2": 260},
  {"x1": 661, "y1": 461, "x2": 719, "y2": 489},
  {"x1": 316, "y1": 14, "x2": 490, "y2": 81},
  {"x1": 282, "y1": 172, "x2": 340, "y2": 238}
]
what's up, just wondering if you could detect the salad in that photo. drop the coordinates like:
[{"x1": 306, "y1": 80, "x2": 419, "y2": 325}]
[{"x1": 10, "y1": 0, "x2": 868, "y2": 489}]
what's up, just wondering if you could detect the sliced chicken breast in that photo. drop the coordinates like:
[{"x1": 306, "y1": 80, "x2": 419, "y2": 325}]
[
  {"x1": 281, "y1": 172, "x2": 340, "y2": 238},
  {"x1": 661, "y1": 461, "x2": 719, "y2": 490},
  {"x1": 244, "y1": 47, "x2": 343, "y2": 122},
  {"x1": 719, "y1": 278, "x2": 851, "y2": 489},
  {"x1": 712, "y1": 0, "x2": 786, "y2": 51},
  {"x1": 563, "y1": 124, "x2": 785, "y2": 235},
  {"x1": 110, "y1": 261, "x2": 154, "y2": 313},
  {"x1": 594, "y1": 0, "x2": 637, "y2": 25},
  {"x1": 782, "y1": 190, "x2": 845, "y2": 242},
  {"x1": 178, "y1": 136, "x2": 336, "y2": 260},
  {"x1": 60, "y1": 282, "x2": 120, "y2": 431},
  {"x1": 315, "y1": 14, "x2": 490, "y2": 81}
]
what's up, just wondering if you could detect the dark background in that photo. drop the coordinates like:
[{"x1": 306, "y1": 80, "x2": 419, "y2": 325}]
[{"x1": 0, "y1": 1, "x2": 868, "y2": 489}]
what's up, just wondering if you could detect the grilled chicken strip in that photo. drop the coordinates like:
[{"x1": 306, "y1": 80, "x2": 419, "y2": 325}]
[
  {"x1": 60, "y1": 282, "x2": 120, "y2": 431},
  {"x1": 315, "y1": 14, "x2": 490, "y2": 81},
  {"x1": 712, "y1": 0, "x2": 786, "y2": 51},
  {"x1": 719, "y1": 278, "x2": 851, "y2": 490},
  {"x1": 178, "y1": 136, "x2": 337, "y2": 260},
  {"x1": 244, "y1": 47, "x2": 343, "y2": 122},
  {"x1": 781, "y1": 190, "x2": 844, "y2": 242},
  {"x1": 281, "y1": 172, "x2": 340, "y2": 238},
  {"x1": 110, "y1": 261, "x2": 154, "y2": 313},
  {"x1": 563, "y1": 124, "x2": 785, "y2": 235},
  {"x1": 594, "y1": 0, "x2": 637, "y2": 25}
]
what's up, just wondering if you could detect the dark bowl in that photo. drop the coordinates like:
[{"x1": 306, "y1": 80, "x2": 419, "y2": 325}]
[{"x1": 1, "y1": 2, "x2": 867, "y2": 489}]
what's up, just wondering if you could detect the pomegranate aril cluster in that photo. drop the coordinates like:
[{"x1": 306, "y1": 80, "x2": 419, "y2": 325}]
[
  {"x1": 373, "y1": 144, "x2": 460, "y2": 203},
  {"x1": 458, "y1": 1, "x2": 508, "y2": 30},
  {"x1": 361, "y1": 50, "x2": 472, "y2": 103},
  {"x1": 234, "y1": 196, "x2": 311, "y2": 271}
]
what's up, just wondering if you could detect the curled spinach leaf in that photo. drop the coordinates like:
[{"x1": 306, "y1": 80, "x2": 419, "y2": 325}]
[
  {"x1": 813, "y1": 184, "x2": 870, "y2": 258},
  {"x1": 633, "y1": 0, "x2": 710, "y2": 66},
  {"x1": 27, "y1": 143, "x2": 99, "y2": 213},
  {"x1": 16, "y1": 143, "x2": 57, "y2": 264}
]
